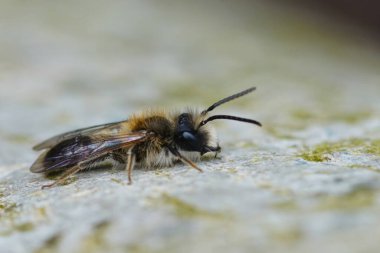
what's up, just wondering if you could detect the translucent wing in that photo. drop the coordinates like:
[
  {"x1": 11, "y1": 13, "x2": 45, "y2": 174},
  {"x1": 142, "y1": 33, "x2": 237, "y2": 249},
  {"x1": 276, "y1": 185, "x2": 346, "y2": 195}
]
[
  {"x1": 33, "y1": 120, "x2": 127, "y2": 151},
  {"x1": 30, "y1": 130, "x2": 147, "y2": 173}
]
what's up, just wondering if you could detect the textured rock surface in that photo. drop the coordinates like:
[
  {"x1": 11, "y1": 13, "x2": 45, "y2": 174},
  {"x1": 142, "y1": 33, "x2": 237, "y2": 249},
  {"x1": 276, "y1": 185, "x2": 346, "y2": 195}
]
[{"x1": 1, "y1": 1, "x2": 380, "y2": 253}]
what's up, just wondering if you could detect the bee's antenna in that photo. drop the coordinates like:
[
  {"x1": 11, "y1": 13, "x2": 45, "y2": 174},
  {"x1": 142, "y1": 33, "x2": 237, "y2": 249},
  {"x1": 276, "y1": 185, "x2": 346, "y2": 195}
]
[
  {"x1": 201, "y1": 86, "x2": 256, "y2": 115},
  {"x1": 198, "y1": 115, "x2": 262, "y2": 128}
]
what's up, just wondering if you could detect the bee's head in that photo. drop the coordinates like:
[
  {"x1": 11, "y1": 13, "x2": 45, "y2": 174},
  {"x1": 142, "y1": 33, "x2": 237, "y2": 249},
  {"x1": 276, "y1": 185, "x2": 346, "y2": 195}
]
[
  {"x1": 174, "y1": 112, "x2": 219, "y2": 155},
  {"x1": 173, "y1": 87, "x2": 261, "y2": 155}
]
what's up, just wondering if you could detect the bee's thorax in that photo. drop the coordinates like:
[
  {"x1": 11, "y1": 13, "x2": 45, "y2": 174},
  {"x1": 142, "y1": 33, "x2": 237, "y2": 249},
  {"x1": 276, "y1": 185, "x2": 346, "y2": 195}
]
[{"x1": 125, "y1": 110, "x2": 218, "y2": 168}]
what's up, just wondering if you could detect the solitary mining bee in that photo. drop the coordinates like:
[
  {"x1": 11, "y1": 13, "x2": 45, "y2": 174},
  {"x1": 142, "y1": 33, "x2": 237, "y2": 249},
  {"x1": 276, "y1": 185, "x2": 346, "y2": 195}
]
[{"x1": 31, "y1": 87, "x2": 262, "y2": 188}]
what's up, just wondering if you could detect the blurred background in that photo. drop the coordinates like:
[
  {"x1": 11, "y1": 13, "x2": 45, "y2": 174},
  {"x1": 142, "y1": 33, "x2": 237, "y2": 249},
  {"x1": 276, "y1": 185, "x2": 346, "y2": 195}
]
[
  {"x1": 1, "y1": 1, "x2": 380, "y2": 253},
  {"x1": 1, "y1": 0, "x2": 379, "y2": 162}
]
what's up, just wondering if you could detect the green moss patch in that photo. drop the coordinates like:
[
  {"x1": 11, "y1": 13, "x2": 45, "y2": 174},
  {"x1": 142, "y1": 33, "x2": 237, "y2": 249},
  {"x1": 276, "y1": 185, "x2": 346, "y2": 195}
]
[
  {"x1": 44, "y1": 171, "x2": 77, "y2": 186},
  {"x1": 0, "y1": 201, "x2": 44, "y2": 236},
  {"x1": 0, "y1": 201, "x2": 31, "y2": 235},
  {"x1": 316, "y1": 187, "x2": 375, "y2": 211},
  {"x1": 34, "y1": 234, "x2": 62, "y2": 253},
  {"x1": 13, "y1": 222, "x2": 35, "y2": 232},
  {"x1": 77, "y1": 221, "x2": 110, "y2": 253},
  {"x1": 299, "y1": 138, "x2": 380, "y2": 162},
  {"x1": 365, "y1": 139, "x2": 380, "y2": 156},
  {"x1": 110, "y1": 178, "x2": 127, "y2": 185},
  {"x1": 272, "y1": 200, "x2": 299, "y2": 211},
  {"x1": 0, "y1": 190, "x2": 7, "y2": 199},
  {"x1": 158, "y1": 193, "x2": 230, "y2": 219},
  {"x1": 269, "y1": 226, "x2": 303, "y2": 244}
]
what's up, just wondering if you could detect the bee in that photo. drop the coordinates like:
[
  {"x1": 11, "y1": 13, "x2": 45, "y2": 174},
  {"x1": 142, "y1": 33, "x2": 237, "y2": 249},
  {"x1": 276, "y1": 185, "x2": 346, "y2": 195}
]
[{"x1": 31, "y1": 87, "x2": 261, "y2": 189}]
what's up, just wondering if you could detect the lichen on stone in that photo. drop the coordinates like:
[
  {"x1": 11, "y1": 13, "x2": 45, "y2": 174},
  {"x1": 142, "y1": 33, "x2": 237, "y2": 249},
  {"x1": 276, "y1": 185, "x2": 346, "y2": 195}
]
[
  {"x1": 156, "y1": 193, "x2": 231, "y2": 219},
  {"x1": 316, "y1": 187, "x2": 376, "y2": 211},
  {"x1": 76, "y1": 221, "x2": 110, "y2": 253},
  {"x1": 33, "y1": 234, "x2": 62, "y2": 253},
  {"x1": 299, "y1": 138, "x2": 380, "y2": 162}
]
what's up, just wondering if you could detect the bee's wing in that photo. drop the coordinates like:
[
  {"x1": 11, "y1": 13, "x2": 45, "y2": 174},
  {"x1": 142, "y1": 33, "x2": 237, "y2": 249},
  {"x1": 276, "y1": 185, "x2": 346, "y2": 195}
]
[
  {"x1": 30, "y1": 130, "x2": 148, "y2": 173},
  {"x1": 33, "y1": 120, "x2": 127, "y2": 151}
]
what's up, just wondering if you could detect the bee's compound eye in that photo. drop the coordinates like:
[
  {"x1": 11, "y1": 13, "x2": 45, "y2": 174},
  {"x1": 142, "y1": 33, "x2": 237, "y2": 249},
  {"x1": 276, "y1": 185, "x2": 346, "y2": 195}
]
[
  {"x1": 182, "y1": 131, "x2": 196, "y2": 142},
  {"x1": 175, "y1": 130, "x2": 205, "y2": 153}
]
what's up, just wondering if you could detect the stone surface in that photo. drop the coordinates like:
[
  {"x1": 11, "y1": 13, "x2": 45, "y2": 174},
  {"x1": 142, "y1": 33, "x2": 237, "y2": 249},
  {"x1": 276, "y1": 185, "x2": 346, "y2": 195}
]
[{"x1": 1, "y1": 1, "x2": 380, "y2": 253}]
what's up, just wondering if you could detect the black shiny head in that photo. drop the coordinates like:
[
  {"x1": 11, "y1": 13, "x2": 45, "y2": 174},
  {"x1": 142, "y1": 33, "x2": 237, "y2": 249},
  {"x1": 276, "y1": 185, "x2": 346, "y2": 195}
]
[
  {"x1": 174, "y1": 113, "x2": 219, "y2": 155},
  {"x1": 172, "y1": 87, "x2": 261, "y2": 155}
]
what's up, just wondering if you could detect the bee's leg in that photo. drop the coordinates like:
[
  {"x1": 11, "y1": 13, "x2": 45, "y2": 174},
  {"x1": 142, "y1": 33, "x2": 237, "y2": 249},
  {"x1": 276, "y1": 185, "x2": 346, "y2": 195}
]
[
  {"x1": 86, "y1": 153, "x2": 126, "y2": 171},
  {"x1": 126, "y1": 148, "x2": 136, "y2": 185},
  {"x1": 168, "y1": 146, "x2": 203, "y2": 172},
  {"x1": 178, "y1": 155, "x2": 203, "y2": 172},
  {"x1": 41, "y1": 165, "x2": 83, "y2": 189}
]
